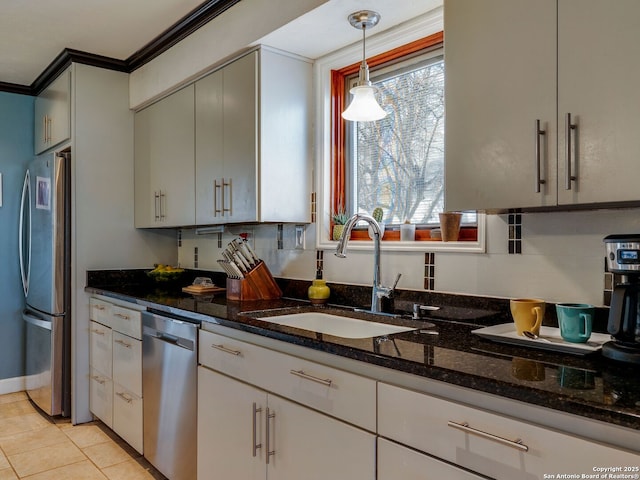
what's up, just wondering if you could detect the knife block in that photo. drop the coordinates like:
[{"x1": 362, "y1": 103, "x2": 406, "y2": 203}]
[{"x1": 226, "y1": 261, "x2": 282, "y2": 301}]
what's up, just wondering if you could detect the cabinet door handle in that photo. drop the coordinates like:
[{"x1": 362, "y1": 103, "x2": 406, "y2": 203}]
[
  {"x1": 214, "y1": 179, "x2": 222, "y2": 216},
  {"x1": 114, "y1": 313, "x2": 130, "y2": 320},
  {"x1": 90, "y1": 328, "x2": 105, "y2": 336},
  {"x1": 290, "y1": 369, "x2": 333, "y2": 387},
  {"x1": 565, "y1": 112, "x2": 578, "y2": 190},
  {"x1": 265, "y1": 407, "x2": 276, "y2": 464},
  {"x1": 222, "y1": 178, "x2": 232, "y2": 215},
  {"x1": 252, "y1": 402, "x2": 262, "y2": 457},
  {"x1": 91, "y1": 375, "x2": 106, "y2": 385},
  {"x1": 154, "y1": 191, "x2": 160, "y2": 220},
  {"x1": 114, "y1": 339, "x2": 132, "y2": 349},
  {"x1": 115, "y1": 391, "x2": 133, "y2": 404},
  {"x1": 47, "y1": 116, "x2": 52, "y2": 142},
  {"x1": 447, "y1": 420, "x2": 529, "y2": 452},
  {"x1": 43, "y1": 116, "x2": 48, "y2": 143},
  {"x1": 159, "y1": 190, "x2": 166, "y2": 220},
  {"x1": 210, "y1": 343, "x2": 241, "y2": 356},
  {"x1": 534, "y1": 119, "x2": 546, "y2": 193}
]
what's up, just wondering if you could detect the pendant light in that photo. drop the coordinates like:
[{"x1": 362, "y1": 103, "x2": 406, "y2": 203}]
[{"x1": 341, "y1": 10, "x2": 387, "y2": 122}]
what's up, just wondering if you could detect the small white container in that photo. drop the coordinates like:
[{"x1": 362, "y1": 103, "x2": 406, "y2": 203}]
[{"x1": 400, "y1": 223, "x2": 415, "y2": 241}]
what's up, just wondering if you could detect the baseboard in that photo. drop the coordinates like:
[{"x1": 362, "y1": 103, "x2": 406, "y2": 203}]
[{"x1": 0, "y1": 376, "x2": 26, "y2": 395}]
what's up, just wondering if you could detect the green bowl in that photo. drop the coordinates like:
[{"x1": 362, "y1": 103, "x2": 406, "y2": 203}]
[{"x1": 147, "y1": 269, "x2": 184, "y2": 283}]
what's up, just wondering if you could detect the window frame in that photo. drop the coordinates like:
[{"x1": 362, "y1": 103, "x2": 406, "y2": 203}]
[
  {"x1": 344, "y1": 44, "x2": 459, "y2": 229},
  {"x1": 314, "y1": 10, "x2": 486, "y2": 253}
]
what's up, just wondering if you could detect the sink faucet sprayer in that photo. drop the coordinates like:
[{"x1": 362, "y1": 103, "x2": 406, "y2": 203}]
[{"x1": 335, "y1": 213, "x2": 401, "y2": 315}]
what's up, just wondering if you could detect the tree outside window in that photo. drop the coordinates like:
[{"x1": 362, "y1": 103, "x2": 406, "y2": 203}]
[{"x1": 346, "y1": 50, "x2": 475, "y2": 227}]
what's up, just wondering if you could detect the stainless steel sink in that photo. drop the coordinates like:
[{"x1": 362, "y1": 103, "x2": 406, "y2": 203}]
[{"x1": 263, "y1": 312, "x2": 416, "y2": 339}]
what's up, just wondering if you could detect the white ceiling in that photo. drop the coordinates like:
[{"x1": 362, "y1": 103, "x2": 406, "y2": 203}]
[
  {"x1": 258, "y1": 0, "x2": 442, "y2": 60},
  {"x1": 0, "y1": 0, "x2": 442, "y2": 87},
  {"x1": 0, "y1": 0, "x2": 205, "y2": 86}
]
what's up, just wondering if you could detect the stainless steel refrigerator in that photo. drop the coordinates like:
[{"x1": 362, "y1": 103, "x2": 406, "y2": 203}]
[{"x1": 19, "y1": 149, "x2": 71, "y2": 417}]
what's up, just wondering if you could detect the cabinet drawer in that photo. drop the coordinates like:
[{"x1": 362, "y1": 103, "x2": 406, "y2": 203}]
[
  {"x1": 378, "y1": 382, "x2": 638, "y2": 479},
  {"x1": 109, "y1": 305, "x2": 142, "y2": 339},
  {"x1": 89, "y1": 321, "x2": 112, "y2": 377},
  {"x1": 113, "y1": 383, "x2": 143, "y2": 454},
  {"x1": 89, "y1": 298, "x2": 111, "y2": 326},
  {"x1": 89, "y1": 368, "x2": 113, "y2": 428},
  {"x1": 112, "y1": 332, "x2": 142, "y2": 397},
  {"x1": 378, "y1": 438, "x2": 483, "y2": 480},
  {"x1": 199, "y1": 330, "x2": 376, "y2": 431}
]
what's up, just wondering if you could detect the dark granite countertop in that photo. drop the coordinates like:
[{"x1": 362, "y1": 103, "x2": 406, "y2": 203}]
[{"x1": 85, "y1": 269, "x2": 640, "y2": 432}]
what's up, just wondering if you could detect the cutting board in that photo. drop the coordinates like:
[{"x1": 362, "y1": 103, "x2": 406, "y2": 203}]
[{"x1": 182, "y1": 285, "x2": 226, "y2": 295}]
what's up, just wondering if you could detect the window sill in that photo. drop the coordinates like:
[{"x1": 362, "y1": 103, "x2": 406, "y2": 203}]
[
  {"x1": 316, "y1": 215, "x2": 487, "y2": 254},
  {"x1": 347, "y1": 227, "x2": 478, "y2": 242}
]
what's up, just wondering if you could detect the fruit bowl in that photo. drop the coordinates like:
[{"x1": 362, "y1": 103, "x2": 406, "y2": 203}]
[{"x1": 146, "y1": 265, "x2": 185, "y2": 283}]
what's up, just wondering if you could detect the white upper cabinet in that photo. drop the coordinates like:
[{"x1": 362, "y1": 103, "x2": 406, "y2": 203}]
[
  {"x1": 134, "y1": 85, "x2": 196, "y2": 228},
  {"x1": 445, "y1": 0, "x2": 640, "y2": 211},
  {"x1": 195, "y1": 47, "x2": 312, "y2": 225},
  {"x1": 556, "y1": 0, "x2": 640, "y2": 205},
  {"x1": 34, "y1": 70, "x2": 71, "y2": 154}
]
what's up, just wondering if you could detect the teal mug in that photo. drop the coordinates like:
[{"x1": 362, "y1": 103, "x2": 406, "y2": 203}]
[{"x1": 555, "y1": 303, "x2": 594, "y2": 343}]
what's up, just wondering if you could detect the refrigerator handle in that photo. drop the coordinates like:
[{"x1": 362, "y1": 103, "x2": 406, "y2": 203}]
[
  {"x1": 23, "y1": 311, "x2": 53, "y2": 330},
  {"x1": 19, "y1": 170, "x2": 31, "y2": 297}
]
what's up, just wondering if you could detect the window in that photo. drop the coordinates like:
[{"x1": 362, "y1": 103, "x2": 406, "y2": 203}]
[
  {"x1": 346, "y1": 48, "x2": 449, "y2": 225},
  {"x1": 318, "y1": 24, "x2": 485, "y2": 252}
]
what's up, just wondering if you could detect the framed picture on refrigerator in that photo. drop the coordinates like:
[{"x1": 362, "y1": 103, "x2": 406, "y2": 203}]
[{"x1": 36, "y1": 176, "x2": 51, "y2": 210}]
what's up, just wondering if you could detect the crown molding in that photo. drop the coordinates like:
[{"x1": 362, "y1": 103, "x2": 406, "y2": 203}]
[
  {"x1": 0, "y1": 81, "x2": 32, "y2": 96},
  {"x1": 3, "y1": 0, "x2": 241, "y2": 96},
  {"x1": 127, "y1": 0, "x2": 241, "y2": 71}
]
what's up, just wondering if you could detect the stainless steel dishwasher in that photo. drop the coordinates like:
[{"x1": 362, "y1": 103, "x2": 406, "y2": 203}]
[{"x1": 142, "y1": 311, "x2": 198, "y2": 480}]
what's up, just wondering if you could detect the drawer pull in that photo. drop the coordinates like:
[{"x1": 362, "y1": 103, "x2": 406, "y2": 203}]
[
  {"x1": 115, "y1": 391, "x2": 133, "y2": 404},
  {"x1": 114, "y1": 339, "x2": 132, "y2": 349},
  {"x1": 211, "y1": 343, "x2": 241, "y2": 356},
  {"x1": 90, "y1": 328, "x2": 105, "y2": 335},
  {"x1": 289, "y1": 369, "x2": 333, "y2": 387},
  {"x1": 91, "y1": 375, "x2": 106, "y2": 385},
  {"x1": 114, "y1": 313, "x2": 130, "y2": 320},
  {"x1": 447, "y1": 421, "x2": 529, "y2": 452},
  {"x1": 93, "y1": 305, "x2": 106, "y2": 311}
]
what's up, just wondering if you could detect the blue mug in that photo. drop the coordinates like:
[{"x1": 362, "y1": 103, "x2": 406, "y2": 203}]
[{"x1": 556, "y1": 303, "x2": 593, "y2": 343}]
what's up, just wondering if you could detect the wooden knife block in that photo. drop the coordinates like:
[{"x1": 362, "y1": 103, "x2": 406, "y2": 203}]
[{"x1": 226, "y1": 261, "x2": 282, "y2": 301}]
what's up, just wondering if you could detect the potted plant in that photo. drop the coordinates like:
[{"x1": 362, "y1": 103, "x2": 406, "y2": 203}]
[
  {"x1": 368, "y1": 207, "x2": 386, "y2": 239},
  {"x1": 332, "y1": 209, "x2": 350, "y2": 241}
]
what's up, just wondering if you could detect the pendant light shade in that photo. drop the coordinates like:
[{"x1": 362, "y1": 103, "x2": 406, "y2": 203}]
[
  {"x1": 341, "y1": 10, "x2": 387, "y2": 122},
  {"x1": 342, "y1": 85, "x2": 387, "y2": 121}
]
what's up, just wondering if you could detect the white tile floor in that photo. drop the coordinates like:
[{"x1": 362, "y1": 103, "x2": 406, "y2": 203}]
[{"x1": 0, "y1": 392, "x2": 166, "y2": 479}]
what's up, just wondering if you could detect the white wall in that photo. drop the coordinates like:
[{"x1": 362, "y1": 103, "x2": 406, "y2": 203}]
[
  {"x1": 129, "y1": 0, "x2": 329, "y2": 109},
  {"x1": 178, "y1": 206, "x2": 640, "y2": 308},
  {"x1": 72, "y1": 64, "x2": 177, "y2": 424}
]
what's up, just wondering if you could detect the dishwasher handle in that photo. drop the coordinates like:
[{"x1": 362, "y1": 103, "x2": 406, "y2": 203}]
[
  {"x1": 144, "y1": 328, "x2": 196, "y2": 351},
  {"x1": 157, "y1": 332, "x2": 179, "y2": 344}
]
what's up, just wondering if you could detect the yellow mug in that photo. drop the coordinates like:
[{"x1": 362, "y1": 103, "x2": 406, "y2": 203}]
[{"x1": 510, "y1": 298, "x2": 545, "y2": 336}]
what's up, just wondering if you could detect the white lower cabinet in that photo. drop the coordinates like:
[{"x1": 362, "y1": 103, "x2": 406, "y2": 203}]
[
  {"x1": 112, "y1": 382, "x2": 143, "y2": 454},
  {"x1": 89, "y1": 320, "x2": 112, "y2": 378},
  {"x1": 88, "y1": 297, "x2": 143, "y2": 454},
  {"x1": 89, "y1": 367, "x2": 112, "y2": 428},
  {"x1": 378, "y1": 382, "x2": 639, "y2": 479},
  {"x1": 112, "y1": 331, "x2": 142, "y2": 397},
  {"x1": 197, "y1": 330, "x2": 376, "y2": 480},
  {"x1": 198, "y1": 367, "x2": 265, "y2": 480},
  {"x1": 378, "y1": 438, "x2": 483, "y2": 480}
]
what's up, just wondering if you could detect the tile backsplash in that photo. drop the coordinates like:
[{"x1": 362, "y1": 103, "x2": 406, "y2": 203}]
[{"x1": 177, "y1": 207, "x2": 640, "y2": 307}]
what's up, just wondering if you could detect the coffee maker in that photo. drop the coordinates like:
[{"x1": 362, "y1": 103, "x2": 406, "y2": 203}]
[{"x1": 603, "y1": 234, "x2": 640, "y2": 364}]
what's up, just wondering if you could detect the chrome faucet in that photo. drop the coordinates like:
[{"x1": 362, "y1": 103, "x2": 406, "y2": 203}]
[{"x1": 335, "y1": 213, "x2": 399, "y2": 314}]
